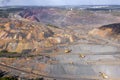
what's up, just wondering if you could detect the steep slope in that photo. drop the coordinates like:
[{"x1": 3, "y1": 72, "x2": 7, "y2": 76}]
[
  {"x1": 89, "y1": 23, "x2": 120, "y2": 40},
  {"x1": 0, "y1": 19, "x2": 76, "y2": 53}
]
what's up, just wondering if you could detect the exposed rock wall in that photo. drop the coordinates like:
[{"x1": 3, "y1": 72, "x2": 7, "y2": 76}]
[
  {"x1": 89, "y1": 23, "x2": 120, "y2": 38},
  {"x1": 0, "y1": 20, "x2": 77, "y2": 53}
]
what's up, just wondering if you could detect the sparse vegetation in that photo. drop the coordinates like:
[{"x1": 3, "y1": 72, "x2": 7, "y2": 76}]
[
  {"x1": 0, "y1": 50, "x2": 18, "y2": 58},
  {"x1": 0, "y1": 77, "x2": 18, "y2": 80},
  {"x1": 0, "y1": 70, "x2": 44, "y2": 80},
  {"x1": 0, "y1": 70, "x2": 17, "y2": 80},
  {"x1": 0, "y1": 6, "x2": 120, "y2": 80},
  {"x1": 0, "y1": 50, "x2": 17, "y2": 54}
]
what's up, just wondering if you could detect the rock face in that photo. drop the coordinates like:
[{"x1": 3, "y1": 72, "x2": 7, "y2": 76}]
[
  {"x1": 0, "y1": 21, "x2": 54, "y2": 41},
  {"x1": 89, "y1": 23, "x2": 120, "y2": 38},
  {"x1": 0, "y1": 20, "x2": 77, "y2": 53},
  {"x1": 17, "y1": 8, "x2": 120, "y2": 27},
  {"x1": 89, "y1": 28, "x2": 112, "y2": 38}
]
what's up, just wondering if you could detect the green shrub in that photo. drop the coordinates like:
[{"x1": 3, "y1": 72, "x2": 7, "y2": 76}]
[
  {"x1": 1, "y1": 50, "x2": 8, "y2": 53},
  {"x1": 0, "y1": 77, "x2": 17, "y2": 80}
]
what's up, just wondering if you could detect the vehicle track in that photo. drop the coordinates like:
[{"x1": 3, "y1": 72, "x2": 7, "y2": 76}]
[{"x1": 0, "y1": 63, "x2": 106, "y2": 80}]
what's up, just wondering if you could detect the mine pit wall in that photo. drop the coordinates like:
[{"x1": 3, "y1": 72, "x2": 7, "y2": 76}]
[
  {"x1": 0, "y1": 40, "x2": 37, "y2": 53},
  {"x1": 89, "y1": 23, "x2": 120, "y2": 40},
  {"x1": 0, "y1": 38, "x2": 75, "y2": 53}
]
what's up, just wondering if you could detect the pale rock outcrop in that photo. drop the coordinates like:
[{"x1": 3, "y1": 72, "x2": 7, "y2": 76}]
[
  {"x1": 4, "y1": 22, "x2": 11, "y2": 31},
  {"x1": 39, "y1": 32, "x2": 45, "y2": 40},
  {"x1": 0, "y1": 20, "x2": 77, "y2": 53},
  {"x1": 48, "y1": 37, "x2": 61, "y2": 44},
  {"x1": 89, "y1": 28, "x2": 112, "y2": 38},
  {"x1": 26, "y1": 33, "x2": 32, "y2": 40},
  {"x1": 88, "y1": 23, "x2": 120, "y2": 39},
  {"x1": 69, "y1": 35, "x2": 75, "y2": 42}
]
